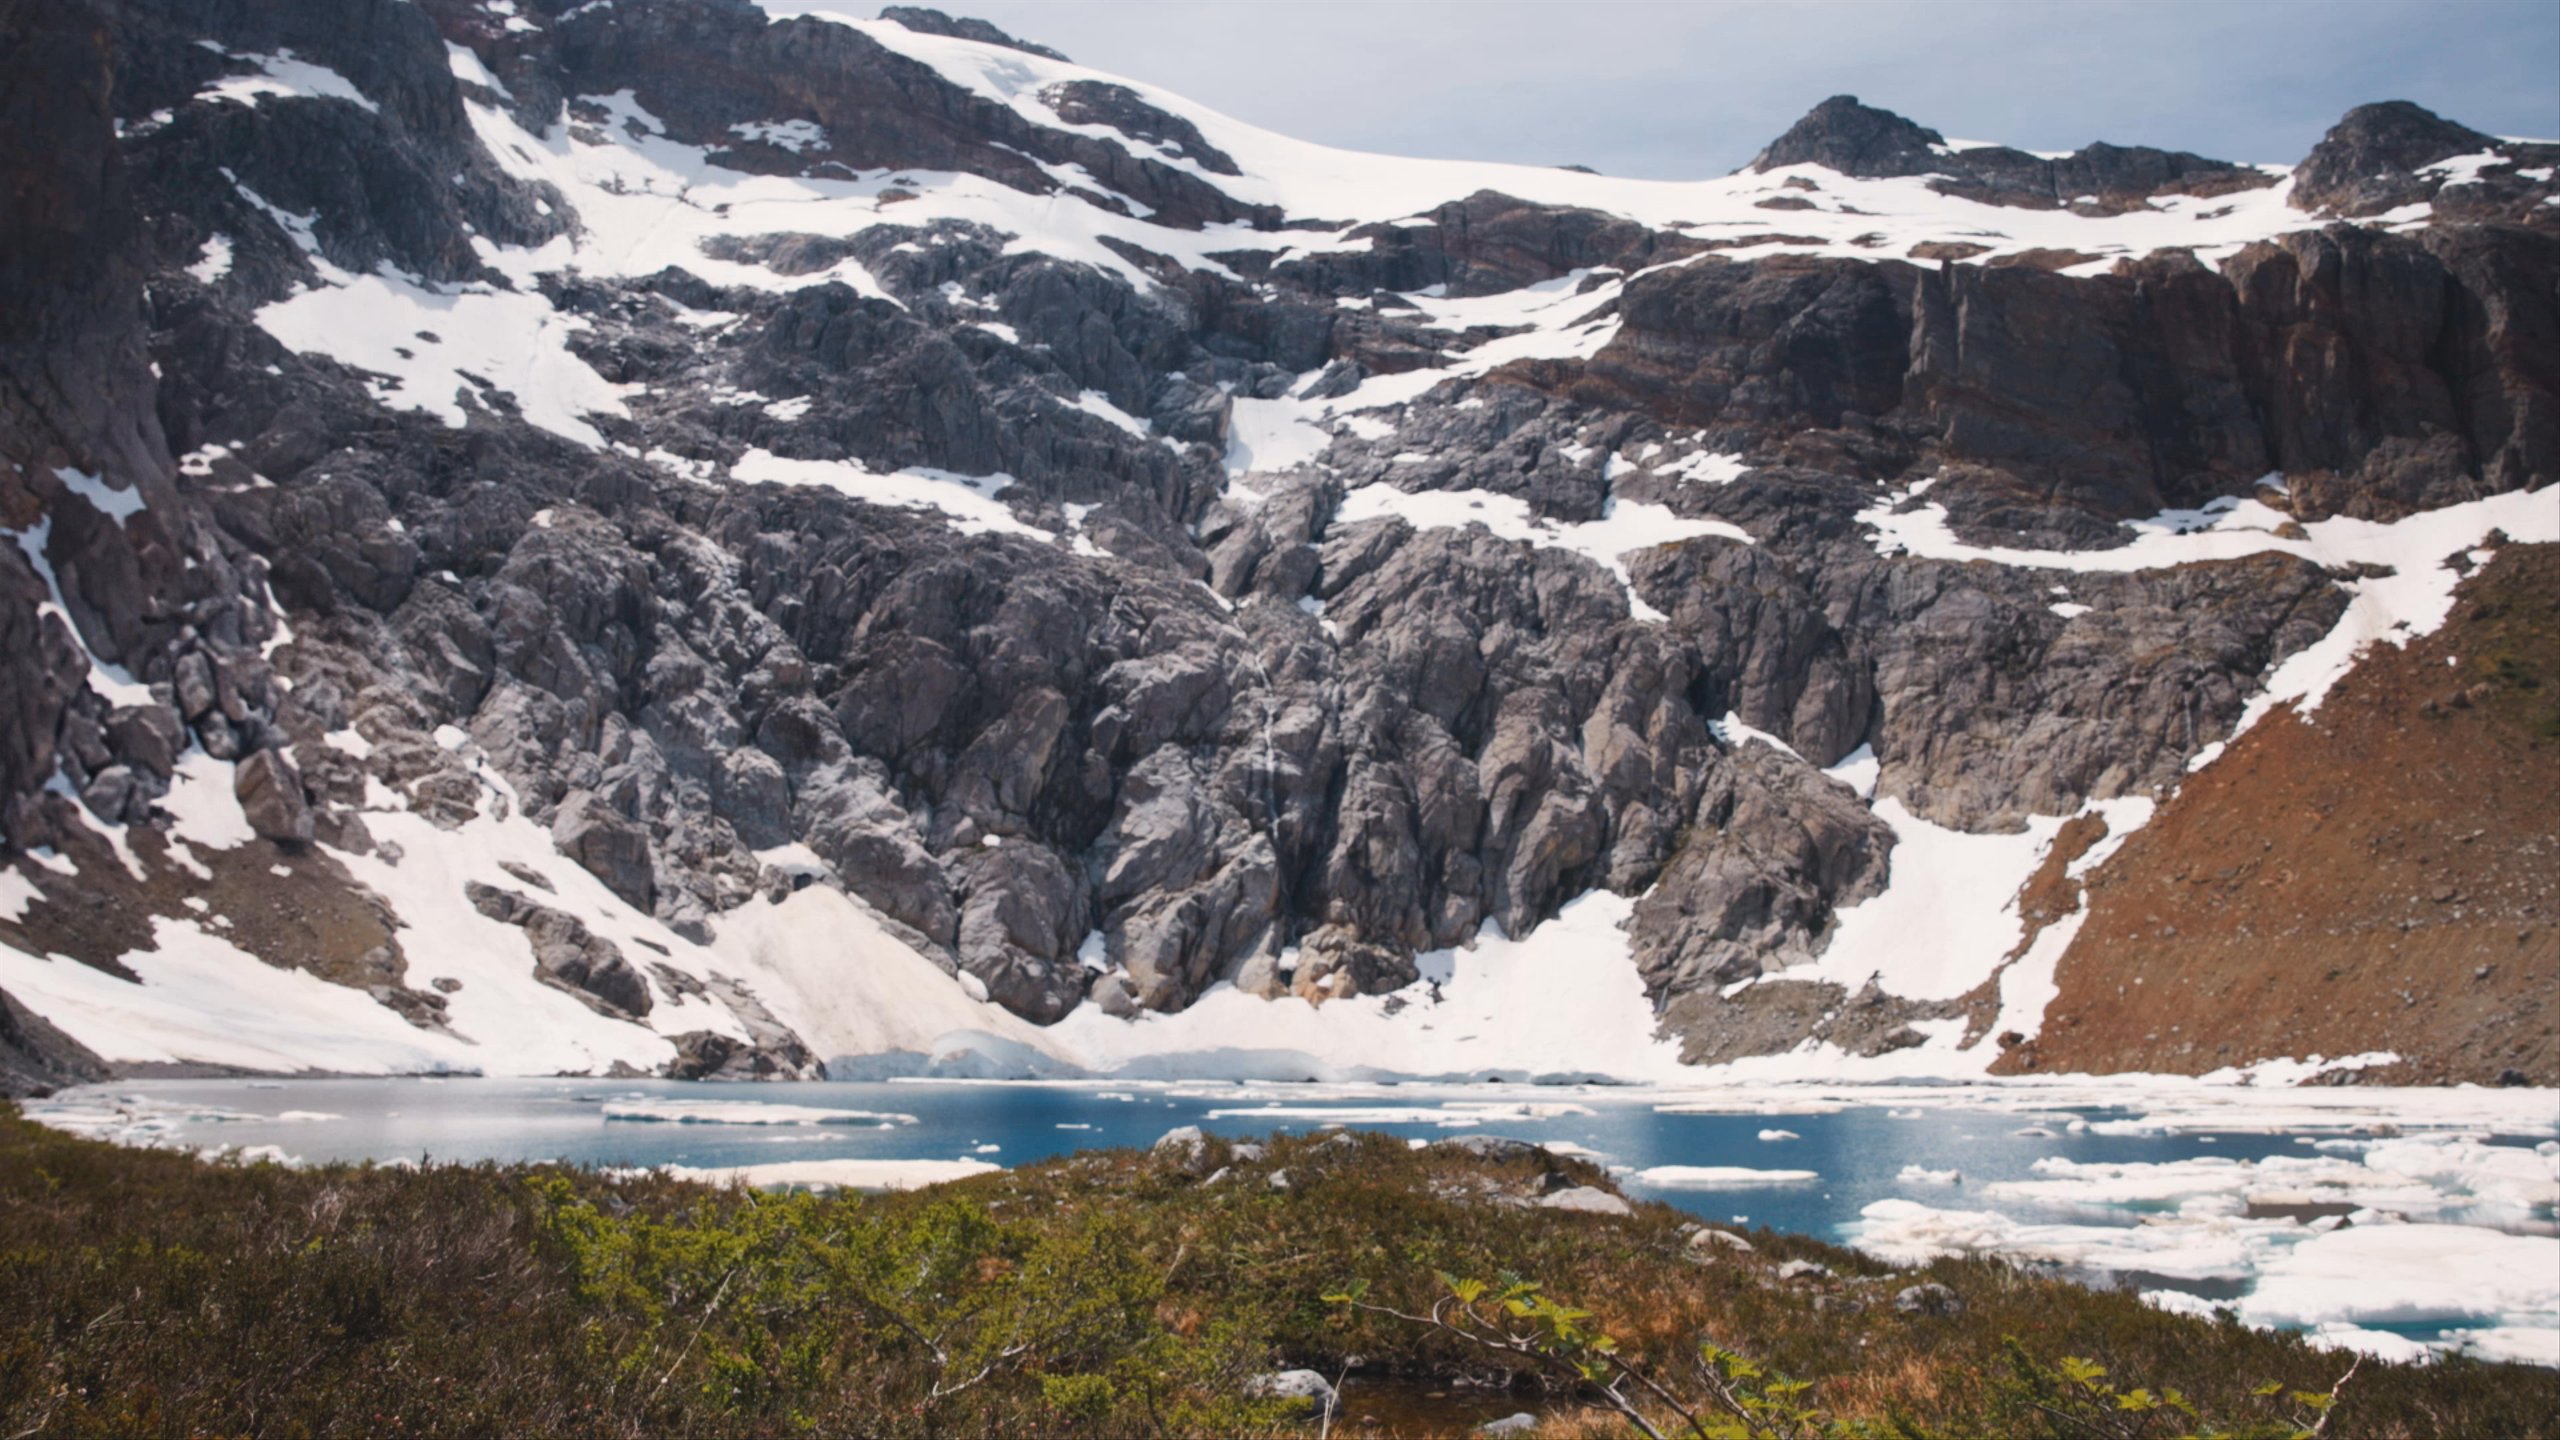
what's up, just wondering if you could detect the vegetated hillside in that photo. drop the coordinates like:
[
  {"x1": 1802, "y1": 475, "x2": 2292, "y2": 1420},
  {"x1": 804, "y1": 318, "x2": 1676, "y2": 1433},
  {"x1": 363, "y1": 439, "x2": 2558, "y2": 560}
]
[
  {"x1": 2, "y1": 0, "x2": 2557, "y2": 1084},
  {"x1": 2004, "y1": 544, "x2": 2560, "y2": 1085},
  {"x1": 3, "y1": 1103, "x2": 2554, "y2": 1438}
]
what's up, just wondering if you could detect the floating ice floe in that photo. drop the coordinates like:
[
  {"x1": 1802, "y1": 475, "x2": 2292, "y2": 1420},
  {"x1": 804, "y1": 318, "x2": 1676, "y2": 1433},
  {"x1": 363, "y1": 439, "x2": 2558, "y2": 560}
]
[
  {"x1": 1632, "y1": 1165, "x2": 1820, "y2": 1187},
  {"x1": 601, "y1": 1098, "x2": 919, "y2": 1126}
]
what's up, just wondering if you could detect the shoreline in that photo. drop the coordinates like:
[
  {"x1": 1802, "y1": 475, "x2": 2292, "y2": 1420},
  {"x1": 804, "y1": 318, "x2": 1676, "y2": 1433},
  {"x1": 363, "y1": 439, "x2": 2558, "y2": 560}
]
[{"x1": 26, "y1": 1071, "x2": 2557, "y2": 1370}]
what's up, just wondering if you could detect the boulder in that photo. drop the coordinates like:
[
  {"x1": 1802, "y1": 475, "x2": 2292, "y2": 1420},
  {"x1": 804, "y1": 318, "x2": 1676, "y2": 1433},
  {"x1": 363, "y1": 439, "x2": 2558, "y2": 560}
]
[
  {"x1": 233, "y1": 749, "x2": 314, "y2": 845},
  {"x1": 1537, "y1": 1187, "x2": 1632, "y2": 1217},
  {"x1": 1431, "y1": 1135, "x2": 1551, "y2": 1164},
  {"x1": 552, "y1": 791, "x2": 655, "y2": 911},
  {"x1": 1149, "y1": 1124, "x2": 1215, "y2": 1177},
  {"x1": 1243, "y1": 1370, "x2": 1335, "y2": 1412}
]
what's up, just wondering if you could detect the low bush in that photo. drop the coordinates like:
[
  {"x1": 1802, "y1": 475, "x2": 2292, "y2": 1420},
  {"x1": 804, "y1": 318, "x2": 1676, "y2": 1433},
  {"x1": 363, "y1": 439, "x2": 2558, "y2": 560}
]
[{"x1": 1, "y1": 1106, "x2": 2550, "y2": 1437}]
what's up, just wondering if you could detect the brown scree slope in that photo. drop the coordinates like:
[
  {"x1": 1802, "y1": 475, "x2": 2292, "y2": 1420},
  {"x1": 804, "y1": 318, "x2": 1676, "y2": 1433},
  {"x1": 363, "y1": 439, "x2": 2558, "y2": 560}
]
[{"x1": 1999, "y1": 539, "x2": 2560, "y2": 1084}]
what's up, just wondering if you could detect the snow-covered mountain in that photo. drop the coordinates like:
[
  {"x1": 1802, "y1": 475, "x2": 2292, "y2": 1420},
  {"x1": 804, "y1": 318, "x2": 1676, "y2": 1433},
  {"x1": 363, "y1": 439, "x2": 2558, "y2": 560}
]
[{"x1": 2, "y1": 0, "x2": 2554, "y2": 1090}]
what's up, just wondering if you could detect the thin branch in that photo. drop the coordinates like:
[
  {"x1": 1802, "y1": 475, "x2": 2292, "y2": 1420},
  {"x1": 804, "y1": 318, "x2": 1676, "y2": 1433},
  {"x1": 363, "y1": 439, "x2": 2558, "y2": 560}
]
[
  {"x1": 1343, "y1": 1299, "x2": 1670, "y2": 1440},
  {"x1": 1603, "y1": 1349, "x2": 1711, "y2": 1439},
  {"x1": 1318, "y1": 1357, "x2": 1352, "y2": 1440},
  {"x1": 2308, "y1": 1355, "x2": 2363, "y2": 1439},
  {"x1": 646, "y1": 1262, "x2": 739, "y2": 1412}
]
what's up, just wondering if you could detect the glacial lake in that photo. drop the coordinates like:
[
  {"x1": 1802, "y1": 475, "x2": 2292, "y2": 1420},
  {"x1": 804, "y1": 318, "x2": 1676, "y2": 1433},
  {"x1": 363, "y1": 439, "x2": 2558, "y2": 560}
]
[{"x1": 27, "y1": 1076, "x2": 2560, "y2": 1367}]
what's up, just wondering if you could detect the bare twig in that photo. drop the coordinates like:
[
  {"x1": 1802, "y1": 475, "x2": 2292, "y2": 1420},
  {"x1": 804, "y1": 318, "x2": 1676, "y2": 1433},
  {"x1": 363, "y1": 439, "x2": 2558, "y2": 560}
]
[
  {"x1": 1317, "y1": 1357, "x2": 1353, "y2": 1440},
  {"x1": 1604, "y1": 1349, "x2": 1711, "y2": 1439},
  {"x1": 645, "y1": 1262, "x2": 739, "y2": 1411},
  {"x1": 2308, "y1": 1355, "x2": 2363, "y2": 1439},
  {"x1": 1338, "y1": 1297, "x2": 1671, "y2": 1440}
]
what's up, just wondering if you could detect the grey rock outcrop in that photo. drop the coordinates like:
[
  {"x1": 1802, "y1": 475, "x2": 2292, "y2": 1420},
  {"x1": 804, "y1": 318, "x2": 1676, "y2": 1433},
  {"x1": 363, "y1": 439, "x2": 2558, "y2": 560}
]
[
  {"x1": 466, "y1": 880, "x2": 655, "y2": 1018},
  {"x1": 552, "y1": 792, "x2": 657, "y2": 912},
  {"x1": 0, "y1": 985, "x2": 110, "y2": 1098}
]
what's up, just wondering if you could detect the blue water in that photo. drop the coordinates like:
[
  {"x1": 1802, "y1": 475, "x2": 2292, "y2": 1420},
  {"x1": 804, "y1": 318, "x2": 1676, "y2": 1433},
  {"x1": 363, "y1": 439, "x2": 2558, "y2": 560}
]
[
  {"x1": 32, "y1": 1076, "x2": 2560, "y2": 1371},
  {"x1": 44, "y1": 1076, "x2": 2533, "y2": 1249}
]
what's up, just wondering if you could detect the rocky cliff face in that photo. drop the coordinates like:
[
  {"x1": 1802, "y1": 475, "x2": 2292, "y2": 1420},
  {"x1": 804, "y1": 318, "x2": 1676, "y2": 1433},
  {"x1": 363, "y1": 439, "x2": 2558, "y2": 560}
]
[{"x1": 0, "y1": 0, "x2": 2552, "y2": 1089}]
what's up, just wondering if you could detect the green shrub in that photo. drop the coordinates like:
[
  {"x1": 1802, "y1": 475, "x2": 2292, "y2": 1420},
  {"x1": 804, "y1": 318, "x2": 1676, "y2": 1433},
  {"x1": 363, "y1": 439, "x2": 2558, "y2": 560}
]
[{"x1": 2, "y1": 1104, "x2": 2554, "y2": 1438}]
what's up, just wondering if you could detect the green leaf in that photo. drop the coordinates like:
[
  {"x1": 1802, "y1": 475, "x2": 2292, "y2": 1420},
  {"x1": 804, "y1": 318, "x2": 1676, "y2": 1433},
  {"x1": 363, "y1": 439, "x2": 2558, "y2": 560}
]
[{"x1": 2059, "y1": 1357, "x2": 2108, "y2": 1390}]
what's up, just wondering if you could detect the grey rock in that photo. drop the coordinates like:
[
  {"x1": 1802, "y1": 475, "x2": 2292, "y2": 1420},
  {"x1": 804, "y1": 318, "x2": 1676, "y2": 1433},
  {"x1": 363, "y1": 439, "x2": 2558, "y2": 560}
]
[
  {"x1": 465, "y1": 880, "x2": 654, "y2": 1017},
  {"x1": 1244, "y1": 1369, "x2": 1335, "y2": 1411},
  {"x1": 664, "y1": 1024, "x2": 819, "y2": 1081},
  {"x1": 1432, "y1": 1135, "x2": 1551, "y2": 1164},
  {"x1": 103, "y1": 703, "x2": 183, "y2": 780},
  {"x1": 1150, "y1": 1124, "x2": 1215, "y2": 1176},
  {"x1": 1894, "y1": 1282, "x2": 1963, "y2": 1316},
  {"x1": 1775, "y1": 1260, "x2": 1833, "y2": 1282},
  {"x1": 1537, "y1": 1187, "x2": 1633, "y2": 1216},
  {"x1": 552, "y1": 790, "x2": 655, "y2": 911},
  {"x1": 233, "y1": 748, "x2": 314, "y2": 844},
  {"x1": 1, "y1": 984, "x2": 110, "y2": 1098},
  {"x1": 496, "y1": 859, "x2": 554, "y2": 892},
  {"x1": 1478, "y1": 1414, "x2": 1539, "y2": 1437}
]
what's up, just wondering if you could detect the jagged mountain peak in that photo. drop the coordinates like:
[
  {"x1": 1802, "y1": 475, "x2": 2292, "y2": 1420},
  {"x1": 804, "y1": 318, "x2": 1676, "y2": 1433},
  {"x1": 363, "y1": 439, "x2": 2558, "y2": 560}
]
[
  {"x1": 2291, "y1": 98, "x2": 2556, "y2": 217},
  {"x1": 2320, "y1": 99, "x2": 2499, "y2": 160},
  {"x1": 1746, "y1": 92, "x2": 2270, "y2": 215},
  {"x1": 1748, "y1": 94, "x2": 1950, "y2": 177}
]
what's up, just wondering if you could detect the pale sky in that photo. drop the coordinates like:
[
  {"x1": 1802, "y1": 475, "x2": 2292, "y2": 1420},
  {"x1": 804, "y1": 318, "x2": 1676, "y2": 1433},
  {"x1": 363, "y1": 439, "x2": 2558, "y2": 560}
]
[{"x1": 768, "y1": 0, "x2": 2560, "y2": 178}]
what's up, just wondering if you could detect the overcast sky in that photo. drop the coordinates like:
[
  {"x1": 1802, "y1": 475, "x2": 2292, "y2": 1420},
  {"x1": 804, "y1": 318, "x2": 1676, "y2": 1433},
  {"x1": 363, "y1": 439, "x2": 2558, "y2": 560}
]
[{"x1": 773, "y1": 0, "x2": 2560, "y2": 178}]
